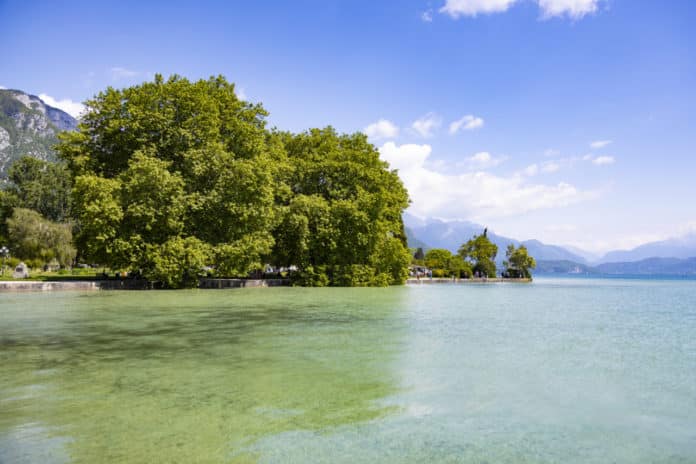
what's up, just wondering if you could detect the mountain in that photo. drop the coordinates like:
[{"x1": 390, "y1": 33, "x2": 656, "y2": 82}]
[
  {"x1": 403, "y1": 213, "x2": 589, "y2": 264},
  {"x1": 404, "y1": 226, "x2": 430, "y2": 251},
  {"x1": 595, "y1": 257, "x2": 696, "y2": 275},
  {"x1": 563, "y1": 245, "x2": 602, "y2": 263},
  {"x1": 599, "y1": 233, "x2": 696, "y2": 263},
  {"x1": 0, "y1": 89, "x2": 78, "y2": 177}
]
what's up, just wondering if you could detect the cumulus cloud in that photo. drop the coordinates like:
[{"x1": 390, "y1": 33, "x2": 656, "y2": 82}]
[
  {"x1": 440, "y1": 0, "x2": 517, "y2": 17},
  {"x1": 521, "y1": 164, "x2": 539, "y2": 177},
  {"x1": 380, "y1": 141, "x2": 592, "y2": 221},
  {"x1": 364, "y1": 119, "x2": 400, "y2": 139},
  {"x1": 411, "y1": 113, "x2": 442, "y2": 138},
  {"x1": 449, "y1": 114, "x2": 484, "y2": 134},
  {"x1": 590, "y1": 139, "x2": 612, "y2": 149},
  {"x1": 592, "y1": 155, "x2": 615, "y2": 165},
  {"x1": 520, "y1": 160, "x2": 560, "y2": 176},
  {"x1": 462, "y1": 151, "x2": 506, "y2": 169},
  {"x1": 541, "y1": 161, "x2": 560, "y2": 173},
  {"x1": 538, "y1": 0, "x2": 600, "y2": 19},
  {"x1": 38, "y1": 93, "x2": 85, "y2": 118},
  {"x1": 439, "y1": 0, "x2": 600, "y2": 19}
]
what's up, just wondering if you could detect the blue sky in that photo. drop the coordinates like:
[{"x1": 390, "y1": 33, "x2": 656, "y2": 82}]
[{"x1": 2, "y1": 0, "x2": 695, "y2": 253}]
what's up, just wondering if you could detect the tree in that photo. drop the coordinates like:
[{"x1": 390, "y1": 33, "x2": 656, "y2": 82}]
[
  {"x1": 424, "y1": 248, "x2": 452, "y2": 273},
  {"x1": 57, "y1": 75, "x2": 411, "y2": 287},
  {"x1": 57, "y1": 75, "x2": 278, "y2": 287},
  {"x1": 6, "y1": 156, "x2": 72, "y2": 222},
  {"x1": 270, "y1": 128, "x2": 410, "y2": 286},
  {"x1": 459, "y1": 231, "x2": 498, "y2": 277},
  {"x1": 6, "y1": 208, "x2": 76, "y2": 267},
  {"x1": 424, "y1": 248, "x2": 473, "y2": 278},
  {"x1": 413, "y1": 247, "x2": 425, "y2": 261},
  {"x1": 503, "y1": 244, "x2": 536, "y2": 279},
  {"x1": 0, "y1": 156, "x2": 72, "y2": 242}
]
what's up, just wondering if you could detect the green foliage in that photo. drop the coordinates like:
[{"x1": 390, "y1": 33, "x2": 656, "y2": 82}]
[
  {"x1": 459, "y1": 232, "x2": 498, "y2": 277},
  {"x1": 58, "y1": 75, "x2": 277, "y2": 287},
  {"x1": 413, "y1": 247, "x2": 425, "y2": 261},
  {"x1": 424, "y1": 248, "x2": 473, "y2": 278},
  {"x1": 503, "y1": 244, "x2": 536, "y2": 279},
  {"x1": 145, "y1": 237, "x2": 211, "y2": 289},
  {"x1": 57, "y1": 75, "x2": 411, "y2": 287},
  {"x1": 6, "y1": 208, "x2": 76, "y2": 267},
  {"x1": 6, "y1": 156, "x2": 72, "y2": 222},
  {"x1": 271, "y1": 128, "x2": 410, "y2": 286}
]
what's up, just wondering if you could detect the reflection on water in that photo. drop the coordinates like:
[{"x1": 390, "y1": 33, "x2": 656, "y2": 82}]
[
  {"x1": 1, "y1": 289, "x2": 408, "y2": 463},
  {"x1": 2, "y1": 279, "x2": 696, "y2": 463}
]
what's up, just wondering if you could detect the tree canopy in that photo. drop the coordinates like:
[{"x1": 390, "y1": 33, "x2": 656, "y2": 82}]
[
  {"x1": 458, "y1": 231, "x2": 498, "y2": 277},
  {"x1": 424, "y1": 248, "x2": 472, "y2": 278},
  {"x1": 503, "y1": 244, "x2": 536, "y2": 278},
  {"x1": 56, "y1": 75, "x2": 411, "y2": 287}
]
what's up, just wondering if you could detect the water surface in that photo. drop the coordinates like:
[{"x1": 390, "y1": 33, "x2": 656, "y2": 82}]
[{"x1": 1, "y1": 278, "x2": 695, "y2": 463}]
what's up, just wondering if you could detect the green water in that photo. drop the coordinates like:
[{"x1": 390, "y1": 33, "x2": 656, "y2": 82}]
[{"x1": 1, "y1": 278, "x2": 695, "y2": 463}]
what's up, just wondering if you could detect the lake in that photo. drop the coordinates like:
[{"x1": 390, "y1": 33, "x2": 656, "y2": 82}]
[{"x1": 1, "y1": 278, "x2": 695, "y2": 463}]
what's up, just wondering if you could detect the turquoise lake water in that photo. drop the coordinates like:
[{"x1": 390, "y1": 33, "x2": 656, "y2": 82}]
[{"x1": 1, "y1": 278, "x2": 695, "y2": 463}]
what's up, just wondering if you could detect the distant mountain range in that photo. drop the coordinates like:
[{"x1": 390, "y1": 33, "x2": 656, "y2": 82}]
[
  {"x1": 0, "y1": 88, "x2": 77, "y2": 177},
  {"x1": 404, "y1": 214, "x2": 696, "y2": 276},
  {"x1": 598, "y1": 233, "x2": 696, "y2": 263},
  {"x1": 403, "y1": 213, "x2": 589, "y2": 264}
]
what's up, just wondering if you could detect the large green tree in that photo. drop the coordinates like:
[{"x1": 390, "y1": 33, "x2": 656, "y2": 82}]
[
  {"x1": 459, "y1": 230, "x2": 498, "y2": 277},
  {"x1": 271, "y1": 128, "x2": 411, "y2": 286},
  {"x1": 57, "y1": 75, "x2": 411, "y2": 287},
  {"x1": 57, "y1": 75, "x2": 279, "y2": 287}
]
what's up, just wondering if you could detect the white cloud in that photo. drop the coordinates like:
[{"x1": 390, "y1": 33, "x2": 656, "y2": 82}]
[
  {"x1": 380, "y1": 141, "x2": 593, "y2": 221},
  {"x1": 449, "y1": 115, "x2": 484, "y2": 134},
  {"x1": 110, "y1": 67, "x2": 140, "y2": 81},
  {"x1": 590, "y1": 139, "x2": 612, "y2": 149},
  {"x1": 538, "y1": 0, "x2": 600, "y2": 19},
  {"x1": 440, "y1": 0, "x2": 600, "y2": 19},
  {"x1": 411, "y1": 113, "x2": 442, "y2": 138},
  {"x1": 521, "y1": 164, "x2": 539, "y2": 176},
  {"x1": 440, "y1": 0, "x2": 517, "y2": 17},
  {"x1": 38, "y1": 93, "x2": 85, "y2": 118},
  {"x1": 541, "y1": 161, "x2": 560, "y2": 173},
  {"x1": 235, "y1": 87, "x2": 247, "y2": 100},
  {"x1": 463, "y1": 151, "x2": 506, "y2": 169},
  {"x1": 364, "y1": 119, "x2": 400, "y2": 139},
  {"x1": 422, "y1": 9, "x2": 434, "y2": 22},
  {"x1": 592, "y1": 155, "x2": 615, "y2": 165},
  {"x1": 0, "y1": 85, "x2": 6, "y2": 89}
]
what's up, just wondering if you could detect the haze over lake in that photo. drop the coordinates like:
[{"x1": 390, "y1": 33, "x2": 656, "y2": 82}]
[{"x1": 2, "y1": 278, "x2": 695, "y2": 463}]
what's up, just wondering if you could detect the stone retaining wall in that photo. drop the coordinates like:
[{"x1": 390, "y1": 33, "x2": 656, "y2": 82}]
[{"x1": 0, "y1": 279, "x2": 290, "y2": 292}]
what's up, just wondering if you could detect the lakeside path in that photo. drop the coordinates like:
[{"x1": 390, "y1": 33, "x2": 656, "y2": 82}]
[{"x1": 0, "y1": 279, "x2": 289, "y2": 292}]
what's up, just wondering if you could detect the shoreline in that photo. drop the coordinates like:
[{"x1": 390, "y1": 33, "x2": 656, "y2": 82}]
[
  {"x1": 407, "y1": 277, "x2": 532, "y2": 284},
  {"x1": 0, "y1": 277, "x2": 533, "y2": 292},
  {"x1": 0, "y1": 278, "x2": 290, "y2": 292}
]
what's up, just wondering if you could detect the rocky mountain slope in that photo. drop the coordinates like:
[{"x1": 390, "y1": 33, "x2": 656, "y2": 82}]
[{"x1": 0, "y1": 89, "x2": 77, "y2": 177}]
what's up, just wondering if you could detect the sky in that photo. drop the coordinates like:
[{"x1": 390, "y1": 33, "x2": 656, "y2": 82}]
[{"x1": 1, "y1": 0, "x2": 695, "y2": 254}]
